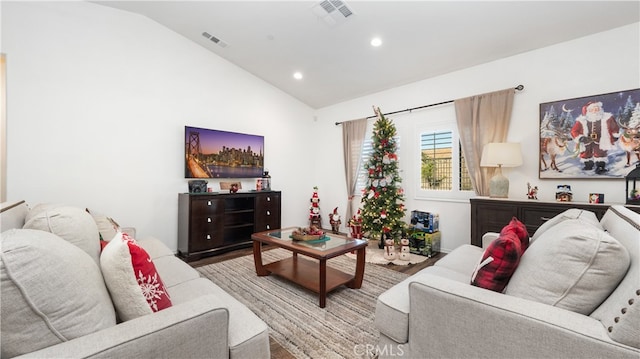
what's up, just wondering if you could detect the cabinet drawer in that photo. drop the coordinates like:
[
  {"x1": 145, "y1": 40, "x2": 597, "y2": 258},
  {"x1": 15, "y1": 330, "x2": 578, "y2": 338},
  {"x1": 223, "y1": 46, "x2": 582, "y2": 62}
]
[
  {"x1": 521, "y1": 208, "x2": 561, "y2": 227},
  {"x1": 255, "y1": 194, "x2": 280, "y2": 209},
  {"x1": 189, "y1": 227, "x2": 224, "y2": 252},
  {"x1": 191, "y1": 198, "x2": 223, "y2": 215}
]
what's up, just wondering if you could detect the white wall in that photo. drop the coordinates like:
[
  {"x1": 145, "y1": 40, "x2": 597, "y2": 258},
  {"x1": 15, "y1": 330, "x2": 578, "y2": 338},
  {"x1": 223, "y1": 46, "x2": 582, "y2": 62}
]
[
  {"x1": 2, "y1": 2, "x2": 316, "y2": 250},
  {"x1": 314, "y1": 23, "x2": 640, "y2": 252}
]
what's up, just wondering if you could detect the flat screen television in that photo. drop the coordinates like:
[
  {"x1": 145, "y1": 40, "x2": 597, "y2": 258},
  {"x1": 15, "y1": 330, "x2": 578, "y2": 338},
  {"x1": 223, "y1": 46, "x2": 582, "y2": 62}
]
[{"x1": 185, "y1": 126, "x2": 264, "y2": 178}]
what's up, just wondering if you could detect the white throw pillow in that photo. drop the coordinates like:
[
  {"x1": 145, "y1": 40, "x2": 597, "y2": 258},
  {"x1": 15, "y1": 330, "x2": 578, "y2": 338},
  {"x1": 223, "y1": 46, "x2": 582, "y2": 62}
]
[
  {"x1": 0, "y1": 229, "x2": 116, "y2": 358},
  {"x1": 505, "y1": 219, "x2": 629, "y2": 315},
  {"x1": 101, "y1": 232, "x2": 172, "y2": 321},
  {"x1": 530, "y1": 208, "x2": 602, "y2": 243},
  {"x1": 23, "y1": 206, "x2": 101, "y2": 264}
]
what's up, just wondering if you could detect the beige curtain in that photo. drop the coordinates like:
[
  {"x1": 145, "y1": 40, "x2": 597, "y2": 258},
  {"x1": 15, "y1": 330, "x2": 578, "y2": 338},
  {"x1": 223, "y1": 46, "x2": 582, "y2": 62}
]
[
  {"x1": 342, "y1": 118, "x2": 368, "y2": 221},
  {"x1": 455, "y1": 88, "x2": 515, "y2": 196}
]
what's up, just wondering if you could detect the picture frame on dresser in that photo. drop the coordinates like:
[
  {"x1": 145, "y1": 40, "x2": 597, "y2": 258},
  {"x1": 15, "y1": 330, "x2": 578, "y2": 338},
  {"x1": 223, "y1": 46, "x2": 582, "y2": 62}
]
[{"x1": 539, "y1": 88, "x2": 640, "y2": 179}]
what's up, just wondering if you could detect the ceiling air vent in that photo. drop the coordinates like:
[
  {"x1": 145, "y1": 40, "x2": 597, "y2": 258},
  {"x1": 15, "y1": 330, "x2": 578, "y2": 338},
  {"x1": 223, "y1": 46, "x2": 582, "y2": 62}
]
[
  {"x1": 311, "y1": 0, "x2": 355, "y2": 27},
  {"x1": 201, "y1": 32, "x2": 228, "y2": 48}
]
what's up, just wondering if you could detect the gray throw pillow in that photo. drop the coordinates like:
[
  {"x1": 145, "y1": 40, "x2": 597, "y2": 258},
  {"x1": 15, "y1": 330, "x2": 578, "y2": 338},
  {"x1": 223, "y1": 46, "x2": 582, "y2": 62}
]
[
  {"x1": 1, "y1": 229, "x2": 116, "y2": 358},
  {"x1": 23, "y1": 206, "x2": 101, "y2": 264},
  {"x1": 505, "y1": 219, "x2": 629, "y2": 315},
  {"x1": 530, "y1": 208, "x2": 601, "y2": 243}
]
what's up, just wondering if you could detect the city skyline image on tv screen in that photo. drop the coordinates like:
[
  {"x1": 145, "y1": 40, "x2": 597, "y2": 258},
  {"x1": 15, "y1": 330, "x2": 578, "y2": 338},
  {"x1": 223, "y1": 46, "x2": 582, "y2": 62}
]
[{"x1": 185, "y1": 126, "x2": 264, "y2": 178}]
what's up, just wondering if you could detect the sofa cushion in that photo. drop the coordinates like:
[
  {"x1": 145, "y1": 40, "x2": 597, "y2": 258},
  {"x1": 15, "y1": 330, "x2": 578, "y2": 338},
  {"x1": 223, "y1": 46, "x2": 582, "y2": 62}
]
[
  {"x1": 471, "y1": 231, "x2": 522, "y2": 292},
  {"x1": 101, "y1": 232, "x2": 172, "y2": 321},
  {"x1": 505, "y1": 219, "x2": 630, "y2": 315},
  {"x1": 433, "y1": 244, "x2": 484, "y2": 277},
  {"x1": 23, "y1": 206, "x2": 101, "y2": 264},
  {"x1": 500, "y1": 217, "x2": 529, "y2": 250},
  {"x1": 0, "y1": 229, "x2": 116, "y2": 358},
  {"x1": 531, "y1": 208, "x2": 601, "y2": 243},
  {"x1": 167, "y1": 277, "x2": 270, "y2": 356}
]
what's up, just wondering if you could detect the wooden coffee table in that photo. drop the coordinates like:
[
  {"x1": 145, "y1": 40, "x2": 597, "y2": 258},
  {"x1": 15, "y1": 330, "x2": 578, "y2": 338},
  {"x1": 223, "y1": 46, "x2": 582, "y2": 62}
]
[{"x1": 251, "y1": 227, "x2": 367, "y2": 308}]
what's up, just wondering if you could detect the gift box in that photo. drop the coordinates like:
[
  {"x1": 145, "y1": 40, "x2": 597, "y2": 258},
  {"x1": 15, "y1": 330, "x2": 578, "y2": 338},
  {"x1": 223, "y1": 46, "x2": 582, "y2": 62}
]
[
  {"x1": 410, "y1": 210, "x2": 439, "y2": 233},
  {"x1": 407, "y1": 228, "x2": 441, "y2": 257}
]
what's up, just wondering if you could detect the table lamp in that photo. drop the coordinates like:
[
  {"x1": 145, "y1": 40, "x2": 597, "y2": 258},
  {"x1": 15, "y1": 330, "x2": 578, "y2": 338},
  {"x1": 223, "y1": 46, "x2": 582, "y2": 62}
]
[{"x1": 480, "y1": 143, "x2": 523, "y2": 198}]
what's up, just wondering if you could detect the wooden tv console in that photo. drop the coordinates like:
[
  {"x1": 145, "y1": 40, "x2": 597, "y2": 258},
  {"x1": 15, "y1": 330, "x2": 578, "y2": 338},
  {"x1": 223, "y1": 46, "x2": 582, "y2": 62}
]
[{"x1": 178, "y1": 191, "x2": 281, "y2": 261}]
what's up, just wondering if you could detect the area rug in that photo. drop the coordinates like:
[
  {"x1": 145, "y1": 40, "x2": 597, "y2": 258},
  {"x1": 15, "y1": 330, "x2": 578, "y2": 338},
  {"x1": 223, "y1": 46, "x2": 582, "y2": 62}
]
[
  {"x1": 345, "y1": 240, "x2": 429, "y2": 265},
  {"x1": 196, "y1": 248, "x2": 409, "y2": 359}
]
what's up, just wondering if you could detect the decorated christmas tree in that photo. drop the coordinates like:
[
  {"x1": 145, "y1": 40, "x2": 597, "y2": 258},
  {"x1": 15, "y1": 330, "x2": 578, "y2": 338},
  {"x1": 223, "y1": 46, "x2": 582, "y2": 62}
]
[{"x1": 360, "y1": 107, "x2": 406, "y2": 246}]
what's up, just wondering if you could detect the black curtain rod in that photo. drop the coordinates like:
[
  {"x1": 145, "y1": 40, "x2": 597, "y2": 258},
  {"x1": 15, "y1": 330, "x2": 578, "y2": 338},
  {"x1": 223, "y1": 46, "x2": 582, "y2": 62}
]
[{"x1": 334, "y1": 84, "x2": 524, "y2": 125}]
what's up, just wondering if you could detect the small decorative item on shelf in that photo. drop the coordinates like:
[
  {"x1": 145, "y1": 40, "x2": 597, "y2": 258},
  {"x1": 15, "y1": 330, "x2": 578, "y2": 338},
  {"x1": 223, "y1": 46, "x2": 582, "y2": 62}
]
[
  {"x1": 230, "y1": 183, "x2": 239, "y2": 193},
  {"x1": 349, "y1": 209, "x2": 363, "y2": 239},
  {"x1": 329, "y1": 207, "x2": 341, "y2": 234},
  {"x1": 588, "y1": 193, "x2": 605, "y2": 204},
  {"x1": 526, "y1": 182, "x2": 538, "y2": 200},
  {"x1": 188, "y1": 180, "x2": 208, "y2": 193},
  {"x1": 309, "y1": 186, "x2": 322, "y2": 228},
  {"x1": 556, "y1": 184, "x2": 573, "y2": 202},
  {"x1": 261, "y1": 170, "x2": 271, "y2": 191},
  {"x1": 626, "y1": 163, "x2": 640, "y2": 205}
]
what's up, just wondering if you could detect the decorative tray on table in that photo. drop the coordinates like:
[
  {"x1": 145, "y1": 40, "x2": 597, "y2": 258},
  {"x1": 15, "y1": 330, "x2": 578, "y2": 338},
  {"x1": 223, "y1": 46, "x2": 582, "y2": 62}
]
[{"x1": 290, "y1": 226, "x2": 327, "y2": 241}]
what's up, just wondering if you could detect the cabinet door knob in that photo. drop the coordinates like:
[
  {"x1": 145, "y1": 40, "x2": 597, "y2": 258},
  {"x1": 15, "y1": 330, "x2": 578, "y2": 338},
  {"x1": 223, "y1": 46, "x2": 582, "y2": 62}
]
[
  {"x1": 207, "y1": 200, "x2": 212, "y2": 206},
  {"x1": 540, "y1": 216, "x2": 551, "y2": 222},
  {"x1": 267, "y1": 197, "x2": 271, "y2": 202},
  {"x1": 207, "y1": 217, "x2": 212, "y2": 223},
  {"x1": 206, "y1": 234, "x2": 211, "y2": 240},
  {"x1": 266, "y1": 225, "x2": 271, "y2": 229},
  {"x1": 266, "y1": 210, "x2": 271, "y2": 216}
]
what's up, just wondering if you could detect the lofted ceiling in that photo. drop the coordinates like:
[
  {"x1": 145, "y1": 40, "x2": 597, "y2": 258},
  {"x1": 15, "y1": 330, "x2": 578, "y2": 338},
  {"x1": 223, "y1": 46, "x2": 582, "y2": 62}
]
[{"x1": 93, "y1": 1, "x2": 640, "y2": 109}]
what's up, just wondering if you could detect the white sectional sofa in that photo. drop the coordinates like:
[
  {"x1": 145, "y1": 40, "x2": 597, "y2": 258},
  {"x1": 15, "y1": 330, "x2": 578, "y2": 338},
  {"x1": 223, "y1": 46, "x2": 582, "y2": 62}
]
[
  {"x1": 375, "y1": 205, "x2": 640, "y2": 359},
  {"x1": 1, "y1": 200, "x2": 270, "y2": 359}
]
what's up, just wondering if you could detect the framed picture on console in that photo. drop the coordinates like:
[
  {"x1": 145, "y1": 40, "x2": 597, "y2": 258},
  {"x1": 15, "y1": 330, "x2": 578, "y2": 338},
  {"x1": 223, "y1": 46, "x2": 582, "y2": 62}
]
[{"x1": 539, "y1": 88, "x2": 640, "y2": 179}]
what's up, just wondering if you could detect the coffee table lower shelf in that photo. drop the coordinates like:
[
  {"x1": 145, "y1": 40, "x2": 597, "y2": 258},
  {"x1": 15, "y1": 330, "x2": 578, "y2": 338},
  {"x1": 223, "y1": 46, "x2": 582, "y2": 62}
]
[{"x1": 262, "y1": 256, "x2": 355, "y2": 295}]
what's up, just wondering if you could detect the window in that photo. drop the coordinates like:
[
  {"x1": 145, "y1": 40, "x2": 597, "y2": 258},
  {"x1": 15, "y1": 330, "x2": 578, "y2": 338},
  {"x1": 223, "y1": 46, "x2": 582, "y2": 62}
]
[{"x1": 418, "y1": 126, "x2": 473, "y2": 197}]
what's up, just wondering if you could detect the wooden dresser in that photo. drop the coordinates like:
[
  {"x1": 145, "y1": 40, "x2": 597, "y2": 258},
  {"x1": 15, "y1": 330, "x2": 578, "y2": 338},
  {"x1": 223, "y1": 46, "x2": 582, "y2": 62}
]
[
  {"x1": 470, "y1": 197, "x2": 640, "y2": 247},
  {"x1": 178, "y1": 191, "x2": 281, "y2": 261}
]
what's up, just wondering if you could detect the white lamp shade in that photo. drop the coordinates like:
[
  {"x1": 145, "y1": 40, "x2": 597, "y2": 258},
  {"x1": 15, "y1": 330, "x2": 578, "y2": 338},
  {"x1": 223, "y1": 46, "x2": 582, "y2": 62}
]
[{"x1": 480, "y1": 143, "x2": 523, "y2": 168}]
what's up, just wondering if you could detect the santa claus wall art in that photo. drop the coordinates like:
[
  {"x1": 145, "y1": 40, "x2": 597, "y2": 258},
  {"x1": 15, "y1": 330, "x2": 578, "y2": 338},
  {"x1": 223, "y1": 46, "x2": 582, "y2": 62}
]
[{"x1": 539, "y1": 88, "x2": 640, "y2": 179}]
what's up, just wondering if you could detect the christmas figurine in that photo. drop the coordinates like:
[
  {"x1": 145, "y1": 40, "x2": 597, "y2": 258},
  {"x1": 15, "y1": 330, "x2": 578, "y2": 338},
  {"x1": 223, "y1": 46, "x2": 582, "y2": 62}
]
[
  {"x1": 383, "y1": 238, "x2": 397, "y2": 261},
  {"x1": 329, "y1": 207, "x2": 341, "y2": 234},
  {"x1": 309, "y1": 186, "x2": 322, "y2": 228},
  {"x1": 349, "y1": 209, "x2": 363, "y2": 239},
  {"x1": 398, "y1": 238, "x2": 411, "y2": 261}
]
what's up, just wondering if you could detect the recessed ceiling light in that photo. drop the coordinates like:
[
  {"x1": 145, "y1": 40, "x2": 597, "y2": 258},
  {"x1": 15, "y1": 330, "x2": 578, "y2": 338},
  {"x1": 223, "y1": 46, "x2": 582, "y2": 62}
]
[
  {"x1": 293, "y1": 72, "x2": 303, "y2": 80},
  {"x1": 371, "y1": 37, "x2": 382, "y2": 47}
]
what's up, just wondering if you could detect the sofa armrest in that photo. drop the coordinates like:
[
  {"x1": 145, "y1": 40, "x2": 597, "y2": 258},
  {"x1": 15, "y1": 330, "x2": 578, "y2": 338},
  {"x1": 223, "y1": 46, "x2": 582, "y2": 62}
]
[
  {"x1": 17, "y1": 295, "x2": 230, "y2": 359},
  {"x1": 481, "y1": 232, "x2": 499, "y2": 249},
  {"x1": 406, "y1": 274, "x2": 639, "y2": 359}
]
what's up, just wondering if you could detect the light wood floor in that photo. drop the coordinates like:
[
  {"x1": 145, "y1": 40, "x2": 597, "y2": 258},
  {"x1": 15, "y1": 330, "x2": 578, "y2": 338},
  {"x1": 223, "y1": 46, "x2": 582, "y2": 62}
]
[{"x1": 189, "y1": 244, "x2": 445, "y2": 359}]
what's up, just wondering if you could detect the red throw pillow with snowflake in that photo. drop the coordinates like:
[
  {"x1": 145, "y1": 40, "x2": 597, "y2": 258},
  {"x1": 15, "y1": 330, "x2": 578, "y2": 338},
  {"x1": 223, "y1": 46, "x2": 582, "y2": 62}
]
[{"x1": 100, "y1": 232, "x2": 172, "y2": 321}]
